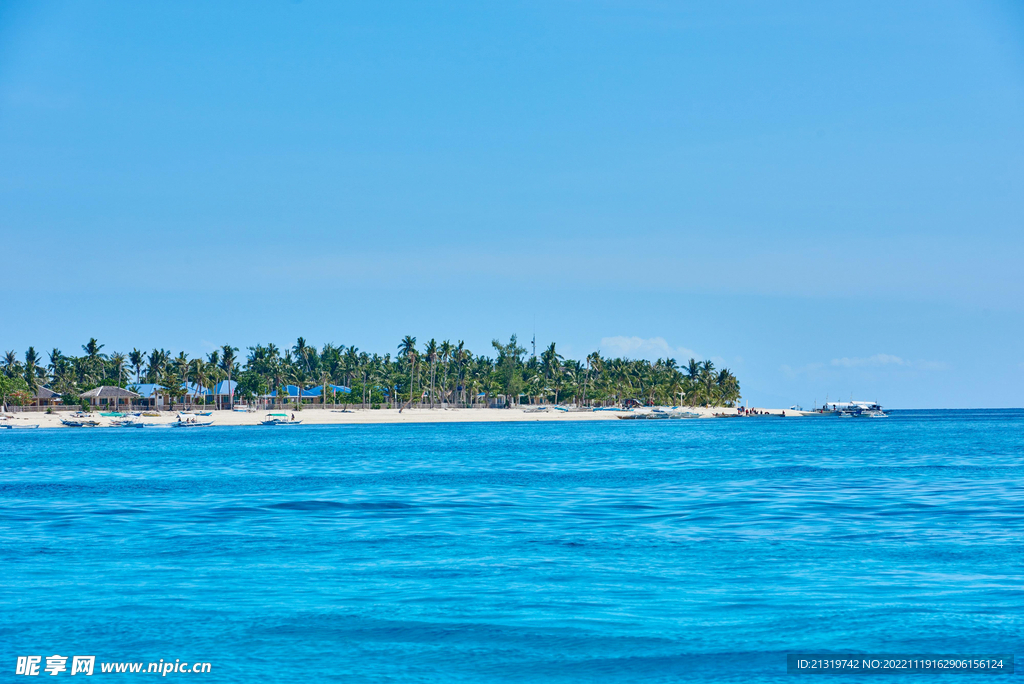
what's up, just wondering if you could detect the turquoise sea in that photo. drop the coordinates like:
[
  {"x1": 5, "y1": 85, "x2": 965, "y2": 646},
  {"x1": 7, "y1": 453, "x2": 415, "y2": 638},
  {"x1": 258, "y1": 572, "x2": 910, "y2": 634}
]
[{"x1": 2, "y1": 410, "x2": 1022, "y2": 682}]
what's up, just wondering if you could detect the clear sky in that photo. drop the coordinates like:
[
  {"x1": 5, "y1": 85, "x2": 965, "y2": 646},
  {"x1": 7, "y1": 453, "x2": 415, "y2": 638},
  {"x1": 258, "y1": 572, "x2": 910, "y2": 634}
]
[{"x1": 2, "y1": 0, "x2": 1022, "y2": 408}]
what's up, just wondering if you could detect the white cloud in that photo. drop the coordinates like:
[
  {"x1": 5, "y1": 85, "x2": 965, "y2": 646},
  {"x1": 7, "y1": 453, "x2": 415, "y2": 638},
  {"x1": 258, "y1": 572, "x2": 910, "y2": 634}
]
[
  {"x1": 829, "y1": 354, "x2": 947, "y2": 371},
  {"x1": 781, "y1": 362, "x2": 826, "y2": 378},
  {"x1": 599, "y1": 336, "x2": 698, "y2": 361},
  {"x1": 831, "y1": 354, "x2": 906, "y2": 368}
]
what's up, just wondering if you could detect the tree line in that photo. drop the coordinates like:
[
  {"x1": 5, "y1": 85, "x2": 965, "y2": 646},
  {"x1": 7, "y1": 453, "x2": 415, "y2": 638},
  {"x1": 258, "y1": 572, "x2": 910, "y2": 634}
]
[{"x1": 1, "y1": 335, "x2": 741, "y2": 408}]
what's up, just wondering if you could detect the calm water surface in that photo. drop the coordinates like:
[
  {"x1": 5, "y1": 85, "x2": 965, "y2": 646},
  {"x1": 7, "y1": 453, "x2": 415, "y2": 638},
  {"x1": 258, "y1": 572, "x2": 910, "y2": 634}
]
[{"x1": 2, "y1": 410, "x2": 1022, "y2": 682}]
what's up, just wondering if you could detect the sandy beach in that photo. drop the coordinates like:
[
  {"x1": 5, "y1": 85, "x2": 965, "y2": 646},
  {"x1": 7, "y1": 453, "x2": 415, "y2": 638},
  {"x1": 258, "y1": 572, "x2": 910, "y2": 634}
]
[{"x1": 1, "y1": 405, "x2": 816, "y2": 429}]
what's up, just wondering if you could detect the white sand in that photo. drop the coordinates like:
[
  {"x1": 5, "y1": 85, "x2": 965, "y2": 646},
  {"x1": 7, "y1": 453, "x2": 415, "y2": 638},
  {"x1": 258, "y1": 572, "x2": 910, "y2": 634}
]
[{"x1": 0, "y1": 405, "x2": 820, "y2": 429}]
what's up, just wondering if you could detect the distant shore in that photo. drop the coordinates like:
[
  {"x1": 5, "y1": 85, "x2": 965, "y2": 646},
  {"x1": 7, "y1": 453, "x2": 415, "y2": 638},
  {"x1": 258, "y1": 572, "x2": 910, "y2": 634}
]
[{"x1": 1, "y1": 406, "x2": 817, "y2": 429}]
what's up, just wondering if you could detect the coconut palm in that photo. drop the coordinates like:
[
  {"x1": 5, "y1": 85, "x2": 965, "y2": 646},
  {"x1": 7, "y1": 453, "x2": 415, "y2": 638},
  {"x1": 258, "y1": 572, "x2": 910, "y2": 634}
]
[
  {"x1": 23, "y1": 347, "x2": 42, "y2": 398},
  {"x1": 128, "y1": 349, "x2": 145, "y2": 383},
  {"x1": 425, "y1": 339, "x2": 438, "y2": 408},
  {"x1": 220, "y1": 345, "x2": 238, "y2": 409},
  {"x1": 398, "y1": 335, "x2": 417, "y2": 407}
]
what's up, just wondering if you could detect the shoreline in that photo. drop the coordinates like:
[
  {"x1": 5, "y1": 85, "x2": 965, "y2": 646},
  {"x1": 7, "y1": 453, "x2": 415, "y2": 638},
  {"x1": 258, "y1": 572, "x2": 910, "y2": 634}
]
[{"x1": 1, "y1": 406, "x2": 817, "y2": 429}]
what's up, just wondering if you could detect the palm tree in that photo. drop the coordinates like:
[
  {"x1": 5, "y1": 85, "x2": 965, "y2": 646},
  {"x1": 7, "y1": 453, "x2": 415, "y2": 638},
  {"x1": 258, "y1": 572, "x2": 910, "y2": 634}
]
[
  {"x1": 191, "y1": 358, "x2": 211, "y2": 408},
  {"x1": 82, "y1": 338, "x2": 104, "y2": 361},
  {"x1": 438, "y1": 340, "x2": 453, "y2": 405},
  {"x1": 451, "y1": 341, "x2": 467, "y2": 406},
  {"x1": 491, "y1": 335, "x2": 526, "y2": 406},
  {"x1": 540, "y1": 342, "x2": 563, "y2": 404},
  {"x1": 23, "y1": 347, "x2": 42, "y2": 399},
  {"x1": 398, "y1": 336, "x2": 417, "y2": 408},
  {"x1": 698, "y1": 359, "x2": 717, "y2": 406},
  {"x1": 2, "y1": 350, "x2": 21, "y2": 379},
  {"x1": 220, "y1": 345, "x2": 238, "y2": 409},
  {"x1": 425, "y1": 338, "x2": 438, "y2": 408},
  {"x1": 109, "y1": 352, "x2": 127, "y2": 389},
  {"x1": 174, "y1": 352, "x2": 190, "y2": 409},
  {"x1": 128, "y1": 349, "x2": 145, "y2": 383}
]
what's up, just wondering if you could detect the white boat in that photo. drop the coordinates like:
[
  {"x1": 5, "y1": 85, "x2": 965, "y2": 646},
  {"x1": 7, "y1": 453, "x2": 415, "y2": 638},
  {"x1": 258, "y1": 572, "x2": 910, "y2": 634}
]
[
  {"x1": 0, "y1": 423, "x2": 39, "y2": 429},
  {"x1": 862, "y1": 410, "x2": 888, "y2": 418},
  {"x1": 260, "y1": 413, "x2": 302, "y2": 426},
  {"x1": 172, "y1": 418, "x2": 213, "y2": 427}
]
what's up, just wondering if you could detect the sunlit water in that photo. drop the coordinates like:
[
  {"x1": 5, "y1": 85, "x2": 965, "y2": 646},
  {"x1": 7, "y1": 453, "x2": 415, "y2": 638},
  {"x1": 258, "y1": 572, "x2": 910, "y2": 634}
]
[{"x1": 2, "y1": 410, "x2": 1022, "y2": 682}]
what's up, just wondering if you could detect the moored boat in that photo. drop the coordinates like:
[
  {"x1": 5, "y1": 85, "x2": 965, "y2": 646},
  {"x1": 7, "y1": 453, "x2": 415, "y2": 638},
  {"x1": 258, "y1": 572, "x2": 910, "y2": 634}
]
[{"x1": 260, "y1": 413, "x2": 302, "y2": 425}]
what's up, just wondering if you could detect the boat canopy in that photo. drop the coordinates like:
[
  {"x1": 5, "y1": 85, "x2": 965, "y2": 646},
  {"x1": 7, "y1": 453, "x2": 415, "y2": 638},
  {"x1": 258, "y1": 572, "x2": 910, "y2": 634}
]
[{"x1": 823, "y1": 401, "x2": 882, "y2": 410}]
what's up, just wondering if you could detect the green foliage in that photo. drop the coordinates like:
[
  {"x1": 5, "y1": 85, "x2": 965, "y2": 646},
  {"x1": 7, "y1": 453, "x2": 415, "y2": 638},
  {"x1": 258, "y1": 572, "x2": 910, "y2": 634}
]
[
  {"x1": 5, "y1": 336, "x2": 743, "y2": 410},
  {"x1": 0, "y1": 374, "x2": 30, "y2": 406}
]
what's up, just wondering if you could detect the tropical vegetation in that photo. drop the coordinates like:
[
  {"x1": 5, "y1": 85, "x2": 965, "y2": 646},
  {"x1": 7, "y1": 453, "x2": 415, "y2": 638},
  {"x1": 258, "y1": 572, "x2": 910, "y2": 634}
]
[{"x1": 2, "y1": 336, "x2": 741, "y2": 408}]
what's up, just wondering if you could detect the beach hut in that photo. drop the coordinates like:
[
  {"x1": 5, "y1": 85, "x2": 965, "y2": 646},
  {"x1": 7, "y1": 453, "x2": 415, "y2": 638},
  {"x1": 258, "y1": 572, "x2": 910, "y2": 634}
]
[{"x1": 80, "y1": 386, "x2": 140, "y2": 409}]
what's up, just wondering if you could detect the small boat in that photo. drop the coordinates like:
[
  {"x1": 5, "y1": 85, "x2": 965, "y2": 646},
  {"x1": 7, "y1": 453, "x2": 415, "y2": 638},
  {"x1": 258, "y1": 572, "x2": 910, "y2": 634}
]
[
  {"x1": 172, "y1": 420, "x2": 213, "y2": 427},
  {"x1": 100, "y1": 412, "x2": 124, "y2": 417},
  {"x1": 142, "y1": 412, "x2": 161, "y2": 417},
  {"x1": 196, "y1": 411, "x2": 213, "y2": 416},
  {"x1": 837, "y1": 411, "x2": 854, "y2": 418},
  {"x1": 0, "y1": 423, "x2": 39, "y2": 429},
  {"x1": 862, "y1": 410, "x2": 888, "y2": 418},
  {"x1": 61, "y1": 419, "x2": 99, "y2": 427},
  {"x1": 233, "y1": 404, "x2": 252, "y2": 412},
  {"x1": 119, "y1": 421, "x2": 146, "y2": 428},
  {"x1": 260, "y1": 413, "x2": 302, "y2": 426}
]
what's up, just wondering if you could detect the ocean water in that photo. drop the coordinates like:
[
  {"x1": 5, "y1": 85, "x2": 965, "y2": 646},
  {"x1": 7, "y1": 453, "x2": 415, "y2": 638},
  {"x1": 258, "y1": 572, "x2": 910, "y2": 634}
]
[{"x1": 2, "y1": 410, "x2": 1022, "y2": 682}]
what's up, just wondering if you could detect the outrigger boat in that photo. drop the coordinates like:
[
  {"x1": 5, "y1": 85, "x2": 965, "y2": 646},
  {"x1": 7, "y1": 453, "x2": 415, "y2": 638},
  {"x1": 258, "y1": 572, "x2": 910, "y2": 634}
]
[
  {"x1": 260, "y1": 413, "x2": 302, "y2": 426},
  {"x1": 61, "y1": 418, "x2": 99, "y2": 427},
  {"x1": 173, "y1": 413, "x2": 213, "y2": 427}
]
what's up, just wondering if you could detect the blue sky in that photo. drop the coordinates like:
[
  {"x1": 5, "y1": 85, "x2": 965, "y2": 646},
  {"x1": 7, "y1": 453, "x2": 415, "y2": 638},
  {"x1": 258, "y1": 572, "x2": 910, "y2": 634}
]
[{"x1": 1, "y1": 0, "x2": 1022, "y2": 408}]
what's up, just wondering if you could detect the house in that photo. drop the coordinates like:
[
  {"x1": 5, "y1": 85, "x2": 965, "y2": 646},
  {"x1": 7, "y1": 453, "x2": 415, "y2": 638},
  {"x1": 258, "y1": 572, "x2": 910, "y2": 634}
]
[
  {"x1": 32, "y1": 387, "x2": 61, "y2": 407},
  {"x1": 182, "y1": 382, "x2": 211, "y2": 402},
  {"x1": 80, "y1": 386, "x2": 140, "y2": 408},
  {"x1": 129, "y1": 384, "x2": 169, "y2": 408},
  {"x1": 269, "y1": 384, "x2": 351, "y2": 404}
]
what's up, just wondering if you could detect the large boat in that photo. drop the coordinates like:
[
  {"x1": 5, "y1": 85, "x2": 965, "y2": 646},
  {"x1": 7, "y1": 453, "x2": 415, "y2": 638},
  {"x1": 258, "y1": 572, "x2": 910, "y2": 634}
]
[
  {"x1": 260, "y1": 413, "x2": 302, "y2": 426},
  {"x1": 824, "y1": 401, "x2": 886, "y2": 418}
]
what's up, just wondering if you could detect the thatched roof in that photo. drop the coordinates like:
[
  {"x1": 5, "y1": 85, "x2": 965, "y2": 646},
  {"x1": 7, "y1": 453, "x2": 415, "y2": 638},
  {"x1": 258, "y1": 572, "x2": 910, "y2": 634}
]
[
  {"x1": 34, "y1": 387, "x2": 60, "y2": 399},
  {"x1": 79, "y1": 386, "x2": 140, "y2": 399}
]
